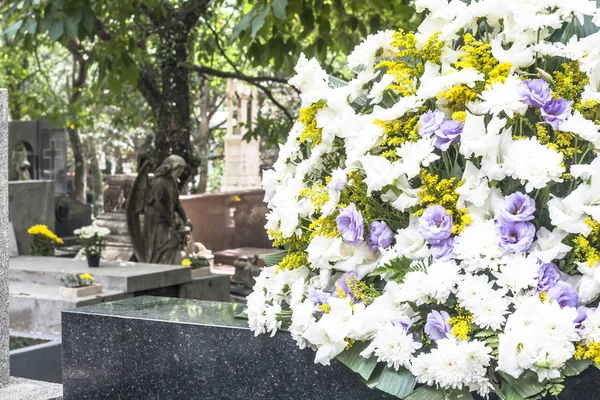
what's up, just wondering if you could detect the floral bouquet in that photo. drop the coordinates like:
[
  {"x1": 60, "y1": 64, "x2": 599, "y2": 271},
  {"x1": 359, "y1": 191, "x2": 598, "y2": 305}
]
[
  {"x1": 74, "y1": 225, "x2": 110, "y2": 258},
  {"x1": 27, "y1": 224, "x2": 63, "y2": 256},
  {"x1": 61, "y1": 273, "x2": 95, "y2": 288},
  {"x1": 247, "y1": 0, "x2": 600, "y2": 398}
]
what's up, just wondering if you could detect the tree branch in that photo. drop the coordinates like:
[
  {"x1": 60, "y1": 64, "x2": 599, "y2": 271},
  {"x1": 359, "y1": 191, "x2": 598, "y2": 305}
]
[{"x1": 185, "y1": 63, "x2": 296, "y2": 121}]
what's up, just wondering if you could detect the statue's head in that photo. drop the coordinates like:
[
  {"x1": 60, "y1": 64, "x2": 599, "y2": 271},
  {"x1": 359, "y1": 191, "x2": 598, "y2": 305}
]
[{"x1": 160, "y1": 155, "x2": 186, "y2": 179}]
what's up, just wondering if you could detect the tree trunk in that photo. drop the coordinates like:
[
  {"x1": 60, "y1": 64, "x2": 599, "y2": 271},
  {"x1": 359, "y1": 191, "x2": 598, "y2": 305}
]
[
  {"x1": 155, "y1": 24, "x2": 192, "y2": 169},
  {"x1": 198, "y1": 79, "x2": 209, "y2": 193},
  {"x1": 67, "y1": 42, "x2": 88, "y2": 203},
  {"x1": 68, "y1": 126, "x2": 86, "y2": 203},
  {"x1": 86, "y1": 137, "x2": 104, "y2": 216}
]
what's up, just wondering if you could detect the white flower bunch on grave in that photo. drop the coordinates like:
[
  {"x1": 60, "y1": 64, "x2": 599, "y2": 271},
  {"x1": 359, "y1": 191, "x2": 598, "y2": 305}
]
[
  {"x1": 247, "y1": 0, "x2": 600, "y2": 398},
  {"x1": 74, "y1": 225, "x2": 110, "y2": 258}
]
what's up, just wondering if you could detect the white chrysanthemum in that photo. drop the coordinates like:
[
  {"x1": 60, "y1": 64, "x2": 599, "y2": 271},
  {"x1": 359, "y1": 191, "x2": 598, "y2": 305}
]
[
  {"x1": 360, "y1": 323, "x2": 422, "y2": 370},
  {"x1": 456, "y1": 275, "x2": 510, "y2": 330},
  {"x1": 289, "y1": 300, "x2": 316, "y2": 349},
  {"x1": 368, "y1": 74, "x2": 396, "y2": 103},
  {"x1": 410, "y1": 339, "x2": 492, "y2": 396},
  {"x1": 503, "y1": 137, "x2": 564, "y2": 192},
  {"x1": 559, "y1": 111, "x2": 600, "y2": 149},
  {"x1": 347, "y1": 30, "x2": 396, "y2": 71},
  {"x1": 417, "y1": 68, "x2": 484, "y2": 99},
  {"x1": 471, "y1": 75, "x2": 528, "y2": 118},
  {"x1": 454, "y1": 219, "x2": 505, "y2": 272},
  {"x1": 395, "y1": 137, "x2": 440, "y2": 179},
  {"x1": 395, "y1": 261, "x2": 461, "y2": 305},
  {"x1": 494, "y1": 254, "x2": 539, "y2": 293}
]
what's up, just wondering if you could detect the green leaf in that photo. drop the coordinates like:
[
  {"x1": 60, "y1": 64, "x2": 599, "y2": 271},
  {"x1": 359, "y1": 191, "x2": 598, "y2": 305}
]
[
  {"x1": 370, "y1": 256, "x2": 413, "y2": 282},
  {"x1": 271, "y1": 0, "x2": 287, "y2": 20},
  {"x1": 64, "y1": 16, "x2": 78, "y2": 38},
  {"x1": 232, "y1": 9, "x2": 253, "y2": 40},
  {"x1": 23, "y1": 18, "x2": 38, "y2": 34},
  {"x1": 499, "y1": 372, "x2": 545, "y2": 398},
  {"x1": 372, "y1": 367, "x2": 416, "y2": 398},
  {"x1": 335, "y1": 341, "x2": 379, "y2": 380},
  {"x1": 251, "y1": 6, "x2": 270, "y2": 38},
  {"x1": 404, "y1": 386, "x2": 473, "y2": 400},
  {"x1": 563, "y1": 358, "x2": 592, "y2": 377},
  {"x1": 501, "y1": 382, "x2": 525, "y2": 400},
  {"x1": 261, "y1": 250, "x2": 287, "y2": 267},
  {"x1": 4, "y1": 20, "x2": 23, "y2": 40},
  {"x1": 48, "y1": 19, "x2": 64, "y2": 41}
]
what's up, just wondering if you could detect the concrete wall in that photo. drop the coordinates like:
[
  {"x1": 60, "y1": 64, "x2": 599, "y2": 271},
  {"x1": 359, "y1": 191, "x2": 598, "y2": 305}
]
[
  {"x1": 180, "y1": 189, "x2": 272, "y2": 252},
  {"x1": 9, "y1": 180, "x2": 55, "y2": 255},
  {"x1": 1, "y1": 88, "x2": 9, "y2": 387}
]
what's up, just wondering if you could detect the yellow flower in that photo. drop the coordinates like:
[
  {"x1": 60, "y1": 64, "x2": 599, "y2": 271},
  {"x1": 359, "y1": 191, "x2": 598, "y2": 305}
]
[
  {"x1": 79, "y1": 273, "x2": 94, "y2": 281},
  {"x1": 27, "y1": 224, "x2": 62, "y2": 243},
  {"x1": 182, "y1": 258, "x2": 192, "y2": 267}
]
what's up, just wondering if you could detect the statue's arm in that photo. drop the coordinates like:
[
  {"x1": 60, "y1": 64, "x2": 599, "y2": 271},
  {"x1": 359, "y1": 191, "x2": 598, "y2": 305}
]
[{"x1": 174, "y1": 197, "x2": 191, "y2": 227}]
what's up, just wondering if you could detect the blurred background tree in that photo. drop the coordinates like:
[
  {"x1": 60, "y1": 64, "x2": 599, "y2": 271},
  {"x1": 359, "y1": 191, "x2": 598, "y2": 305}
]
[{"x1": 0, "y1": 0, "x2": 419, "y2": 196}]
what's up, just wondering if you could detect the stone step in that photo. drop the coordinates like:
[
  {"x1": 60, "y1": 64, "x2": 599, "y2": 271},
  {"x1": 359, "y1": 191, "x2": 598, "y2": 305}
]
[
  {"x1": 9, "y1": 256, "x2": 191, "y2": 293},
  {"x1": 9, "y1": 282, "x2": 130, "y2": 335}
]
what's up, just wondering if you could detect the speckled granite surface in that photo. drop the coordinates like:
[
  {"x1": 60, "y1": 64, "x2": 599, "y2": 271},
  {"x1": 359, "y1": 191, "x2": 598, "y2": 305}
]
[
  {"x1": 62, "y1": 296, "x2": 393, "y2": 400},
  {"x1": 0, "y1": 89, "x2": 9, "y2": 387}
]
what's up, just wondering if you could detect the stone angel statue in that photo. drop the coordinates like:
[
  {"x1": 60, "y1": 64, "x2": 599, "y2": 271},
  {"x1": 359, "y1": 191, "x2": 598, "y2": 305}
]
[{"x1": 126, "y1": 155, "x2": 193, "y2": 265}]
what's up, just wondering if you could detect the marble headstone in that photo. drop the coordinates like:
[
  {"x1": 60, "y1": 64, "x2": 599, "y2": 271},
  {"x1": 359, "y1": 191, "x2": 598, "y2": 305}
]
[{"x1": 8, "y1": 222, "x2": 18, "y2": 258}]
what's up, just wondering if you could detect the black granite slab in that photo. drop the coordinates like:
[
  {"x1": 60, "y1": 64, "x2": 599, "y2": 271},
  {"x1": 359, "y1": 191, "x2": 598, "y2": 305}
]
[{"x1": 62, "y1": 296, "x2": 393, "y2": 400}]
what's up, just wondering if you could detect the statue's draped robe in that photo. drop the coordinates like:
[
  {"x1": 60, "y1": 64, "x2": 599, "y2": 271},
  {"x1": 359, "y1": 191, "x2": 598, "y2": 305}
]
[{"x1": 143, "y1": 175, "x2": 188, "y2": 265}]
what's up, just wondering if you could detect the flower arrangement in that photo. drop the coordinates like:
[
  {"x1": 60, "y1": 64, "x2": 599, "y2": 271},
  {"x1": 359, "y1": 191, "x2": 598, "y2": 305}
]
[
  {"x1": 247, "y1": 1, "x2": 600, "y2": 398},
  {"x1": 182, "y1": 254, "x2": 211, "y2": 269},
  {"x1": 61, "y1": 273, "x2": 95, "y2": 288},
  {"x1": 27, "y1": 224, "x2": 63, "y2": 256},
  {"x1": 74, "y1": 225, "x2": 110, "y2": 258}
]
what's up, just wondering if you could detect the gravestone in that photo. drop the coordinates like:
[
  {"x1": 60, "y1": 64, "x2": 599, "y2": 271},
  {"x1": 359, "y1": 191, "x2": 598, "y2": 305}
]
[
  {"x1": 54, "y1": 195, "x2": 92, "y2": 241},
  {"x1": 62, "y1": 297, "x2": 392, "y2": 400},
  {"x1": 8, "y1": 119, "x2": 67, "y2": 195},
  {"x1": 8, "y1": 181, "x2": 55, "y2": 255},
  {"x1": 221, "y1": 79, "x2": 262, "y2": 192}
]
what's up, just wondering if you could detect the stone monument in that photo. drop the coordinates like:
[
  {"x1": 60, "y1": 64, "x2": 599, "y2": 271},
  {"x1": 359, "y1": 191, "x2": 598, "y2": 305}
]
[
  {"x1": 221, "y1": 79, "x2": 262, "y2": 192},
  {"x1": 8, "y1": 119, "x2": 67, "y2": 194},
  {"x1": 76, "y1": 174, "x2": 137, "y2": 261}
]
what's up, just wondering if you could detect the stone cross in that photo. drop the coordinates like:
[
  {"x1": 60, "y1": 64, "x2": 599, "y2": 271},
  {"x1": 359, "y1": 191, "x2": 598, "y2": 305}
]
[
  {"x1": 42, "y1": 138, "x2": 63, "y2": 180},
  {"x1": 0, "y1": 89, "x2": 9, "y2": 387}
]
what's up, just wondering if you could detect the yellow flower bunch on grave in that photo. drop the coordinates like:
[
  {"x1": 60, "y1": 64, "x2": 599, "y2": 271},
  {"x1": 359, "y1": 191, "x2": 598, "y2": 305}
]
[{"x1": 27, "y1": 224, "x2": 63, "y2": 256}]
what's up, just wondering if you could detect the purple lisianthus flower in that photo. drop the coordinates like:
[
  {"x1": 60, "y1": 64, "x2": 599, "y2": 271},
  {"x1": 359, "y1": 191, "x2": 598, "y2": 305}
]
[
  {"x1": 392, "y1": 316, "x2": 414, "y2": 334},
  {"x1": 309, "y1": 289, "x2": 330, "y2": 307},
  {"x1": 541, "y1": 98, "x2": 571, "y2": 130},
  {"x1": 519, "y1": 79, "x2": 552, "y2": 108},
  {"x1": 547, "y1": 281, "x2": 578, "y2": 308},
  {"x1": 433, "y1": 119, "x2": 463, "y2": 151},
  {"x1": 537, "y1": 262, "x2": 560, "y2": 293},
  {"x1": 496, "y1": 220, "x2": 536, "y2": 253},
  {"x1": 332, "y1": 271, "x2": 360, "y2": 302},
  {"x1": 424, "y1": 310, "x2": 452, "y2": 341},
  {"x1": 418, "y1": 110, "x2": 445, "y2": 138},
  {"x1": 418, "y1": 205, "x2": 453, "y2": 243},
  {"x1": 575, "y1": 306, "x2": 595, "y2": 325},
  {"x1": 328, "y1": 168, "x2": 347, "y2": 191},
  {"x1": 336, "y1": 203, "x2": 364, "y2": 245},
  {"x1": 367, "y1": 221, "x2": 393, "y2": 251},
  {"x1": 430, "y1": 237, "x2": 456, "y2": 262},
  {"x1": 501, "y1": 192, "x2": 536, "y2": 222}
]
